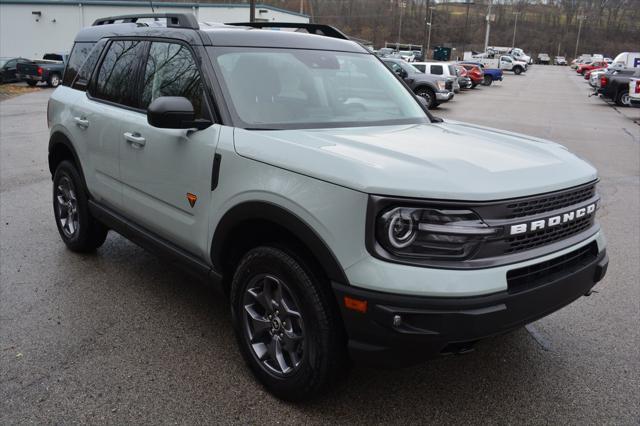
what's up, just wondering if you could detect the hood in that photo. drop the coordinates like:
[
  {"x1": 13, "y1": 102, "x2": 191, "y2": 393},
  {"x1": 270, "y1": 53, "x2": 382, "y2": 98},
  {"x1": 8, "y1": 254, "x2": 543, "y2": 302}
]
[{"x1": 233, "y1": 122, "x2": 597, "y2": 201}]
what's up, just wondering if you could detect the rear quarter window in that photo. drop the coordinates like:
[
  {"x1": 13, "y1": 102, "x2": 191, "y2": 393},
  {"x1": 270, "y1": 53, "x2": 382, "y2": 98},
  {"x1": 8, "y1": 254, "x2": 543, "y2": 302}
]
[
  {"x1": 63, "y1": 42, "x2": 96, "y2": 87},
  {"x1": 430, "y1": 65, "x2": 443, "y2": 75},
  {"x1": 92, "y1": 40, "x2": 147, "y2": 108}
]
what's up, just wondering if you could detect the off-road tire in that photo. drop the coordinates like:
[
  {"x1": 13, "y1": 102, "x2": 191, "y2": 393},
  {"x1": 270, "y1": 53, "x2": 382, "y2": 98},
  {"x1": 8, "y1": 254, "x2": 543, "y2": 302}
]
[
  {"x1": 53, "y1": 160, "x2": 108, "y2": 252},
  {"x1": 230, "y1": 246, "x2": 348, "y2": 401}
]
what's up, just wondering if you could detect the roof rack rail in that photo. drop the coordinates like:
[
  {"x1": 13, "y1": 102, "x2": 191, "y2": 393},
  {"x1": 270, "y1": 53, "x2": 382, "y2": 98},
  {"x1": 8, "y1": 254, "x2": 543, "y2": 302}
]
[
  {"x1": 93, "y1": 13, "x2": 199, "y2": 30},
  {"x1": 225, "y1": 22, "x2": 348, "y2": 40}
]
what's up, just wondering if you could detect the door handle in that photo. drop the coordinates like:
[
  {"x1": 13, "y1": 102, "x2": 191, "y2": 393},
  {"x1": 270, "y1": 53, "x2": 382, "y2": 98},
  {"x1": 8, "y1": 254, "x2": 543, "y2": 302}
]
[
  {"x1": 124, "y1": 132, "x2": 146, "y2": 147},
  {"x1": 73, "y1": 116, "x2": 89, "y2": 129}
]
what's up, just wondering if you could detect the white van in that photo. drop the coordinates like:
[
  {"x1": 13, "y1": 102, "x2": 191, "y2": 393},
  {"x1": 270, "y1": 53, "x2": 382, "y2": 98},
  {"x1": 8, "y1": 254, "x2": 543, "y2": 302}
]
[{"x1": 611, "y1": 52, "x2": 640, "y2": 69}]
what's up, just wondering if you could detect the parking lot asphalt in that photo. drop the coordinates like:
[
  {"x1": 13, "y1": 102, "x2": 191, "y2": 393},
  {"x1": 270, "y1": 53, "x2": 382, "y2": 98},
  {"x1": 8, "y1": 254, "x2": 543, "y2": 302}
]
[{"x1": 1, "y1": 66, "x2": 639, "y2": 424}]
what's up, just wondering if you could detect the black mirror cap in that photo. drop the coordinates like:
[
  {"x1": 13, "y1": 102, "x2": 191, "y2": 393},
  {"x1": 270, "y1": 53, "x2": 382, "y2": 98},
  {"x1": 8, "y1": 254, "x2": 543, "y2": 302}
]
[{"x1": 147, "y1": 96, "x2": 196, "y2": 129}]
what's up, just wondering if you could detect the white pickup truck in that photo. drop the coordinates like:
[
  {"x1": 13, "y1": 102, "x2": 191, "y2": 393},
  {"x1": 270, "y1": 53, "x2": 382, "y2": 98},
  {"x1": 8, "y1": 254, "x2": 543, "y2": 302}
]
[{"x1": 464, "y1": 53, "x2": 528, "y2": 75}]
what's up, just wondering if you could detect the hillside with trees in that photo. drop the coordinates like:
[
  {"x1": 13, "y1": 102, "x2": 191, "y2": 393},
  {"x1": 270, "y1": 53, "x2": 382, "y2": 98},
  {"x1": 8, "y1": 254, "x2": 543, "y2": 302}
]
[{"x1": 200, "y1": 0, "x2": 640, "y2": 58}]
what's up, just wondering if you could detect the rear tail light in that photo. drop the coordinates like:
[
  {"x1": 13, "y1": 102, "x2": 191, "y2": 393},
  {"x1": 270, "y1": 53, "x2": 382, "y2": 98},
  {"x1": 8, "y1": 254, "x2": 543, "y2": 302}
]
[
  {"x1": 600, "y1": 76, "x2": 608, "y2": 87},
  {"x1": 635, "y1": 80, "x2": 640, "y2": 94},
  {"x1": 37, "y1": 67, "x2": 43, "y2": 76}
]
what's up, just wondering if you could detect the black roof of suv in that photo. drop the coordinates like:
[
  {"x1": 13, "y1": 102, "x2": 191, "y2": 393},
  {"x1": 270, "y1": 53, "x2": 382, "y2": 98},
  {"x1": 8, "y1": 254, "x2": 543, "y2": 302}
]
[{"x1": 75, "y1": 14, "x2": 365, "y2": 53}]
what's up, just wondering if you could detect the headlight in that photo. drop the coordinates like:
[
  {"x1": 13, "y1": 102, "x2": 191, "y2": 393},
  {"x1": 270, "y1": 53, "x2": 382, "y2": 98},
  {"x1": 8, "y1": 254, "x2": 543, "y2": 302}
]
[
  {"x1": 436, "y1": 80, "x2": 446, "y2": 90},
  {"x1": 376, "y1": 207, "x2": 498, "y2": 260}
]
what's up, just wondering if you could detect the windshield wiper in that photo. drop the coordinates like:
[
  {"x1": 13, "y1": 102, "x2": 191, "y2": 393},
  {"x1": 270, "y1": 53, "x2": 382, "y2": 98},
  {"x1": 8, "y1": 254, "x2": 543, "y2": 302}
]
[{"x1": 245, "y1": 127, "x2": 283, "y2": 131}]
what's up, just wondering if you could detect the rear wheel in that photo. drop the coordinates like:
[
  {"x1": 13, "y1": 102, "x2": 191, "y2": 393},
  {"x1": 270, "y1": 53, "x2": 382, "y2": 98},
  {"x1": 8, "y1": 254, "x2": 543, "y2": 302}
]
[
  {"x1": 53, "y1": 160, "x2": 108, "y2": 252},
  {"x1": 230, "y1": 246, "x2": 348, "y2": 401},
  {"x1": 415, "y1": 86, "x2": 436, "y2": 109},
  {"x1": 48, "y1": 73, "x2": 61, "y2": 88},
  {"x1": 615, "y1": 90, "x2": 630, "y2": 107},
  {"x1": 483, "y1": 75, "x2": 493, "y2": 86}
]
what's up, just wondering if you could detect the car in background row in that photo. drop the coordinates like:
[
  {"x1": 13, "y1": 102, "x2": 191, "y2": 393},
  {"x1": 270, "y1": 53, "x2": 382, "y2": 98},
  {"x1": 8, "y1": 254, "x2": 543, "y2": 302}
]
[
  {"x1": 399, "y1": 50, "x2": 416, "y2": 62},
  {"x1": 597, "y1": 68, "x2": 640, "y2": 106},
  {"x1": 0, "y1": 57, "x2": 30, "y2": 84},
  {"x1": 629, "y1": 78, "x2": 640, "y2": 107},
  {"x1": 589, "y1": 69, "x2": 608, "y2": 88},
  {"x1": 16, "y1": 52, "x2": 68, "y2": 87},
  {"x1": 555, "y1": 56, "x2": 567, "y2": 65},
  {"x1": 459, "y1": 63, "x2": 484, "y2": 88},
  {"x1": 454, "y1": 65, "x2": 473, "y2": 89},
  {"x1": 585, "y1": 64, "x2": 608, "y2": 80},
  {"x1": 382, "y1": 58, "x2": 454, "y2": 108},
  {"x1": 577, "y1": 60, "x2": 608, "y2": 75},
  {"x1": 460, "y1": 61, "x2": 503, "y2": 86},
  {"x1": 412, "y1": 62, "x2": 460, "y2": 93},
  {"x1": 537, "y1": 53, "x2": 550, "y2": 65}
]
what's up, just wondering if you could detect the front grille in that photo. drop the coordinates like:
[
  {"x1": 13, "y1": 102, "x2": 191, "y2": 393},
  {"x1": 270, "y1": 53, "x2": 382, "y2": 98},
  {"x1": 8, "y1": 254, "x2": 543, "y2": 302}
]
[
  {"x1": 505, "y1": 215, "x2": 595, "y2": 254},
  {"x1": 507, "y1": 242, "x2": 598, "y2": 292},
  {"x1": 504, "y1": 184, "x2": 596, "y2": 219}
]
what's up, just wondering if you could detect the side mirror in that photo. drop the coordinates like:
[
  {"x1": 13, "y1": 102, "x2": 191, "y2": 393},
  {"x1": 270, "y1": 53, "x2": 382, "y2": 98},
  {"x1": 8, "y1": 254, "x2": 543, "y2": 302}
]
[
  {"x1": 147, "y1": 96, "x2": 211, "y2": 130},
  {"x1": 394, "y1": 68, "x2": 408, "y2": 79}
]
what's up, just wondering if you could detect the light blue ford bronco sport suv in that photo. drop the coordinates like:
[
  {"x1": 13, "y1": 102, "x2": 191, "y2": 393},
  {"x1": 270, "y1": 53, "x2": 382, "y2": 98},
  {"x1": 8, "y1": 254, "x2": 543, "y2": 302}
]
[{"x1": 48, "y1": 14, "x2": 608, "y2": 401}]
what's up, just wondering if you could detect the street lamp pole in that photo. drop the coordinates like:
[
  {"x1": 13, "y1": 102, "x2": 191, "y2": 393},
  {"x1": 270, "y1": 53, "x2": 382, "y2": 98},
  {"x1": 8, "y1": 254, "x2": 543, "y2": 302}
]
[
  {"x1": 574, "y1": 15, "x2": 585, "y2": 59},
  {"x1": 483, "y1": 0, "x2": 492, "y2": 52},
  {"x1": 512, "y1": 12, "x2": 520, "y2": 48},
  {"x1": 396, "y1": 0, "x2": 406, "y2": 51},
  {"x1": 426, "y1": 7, "x2": 434, "y2": 59}
]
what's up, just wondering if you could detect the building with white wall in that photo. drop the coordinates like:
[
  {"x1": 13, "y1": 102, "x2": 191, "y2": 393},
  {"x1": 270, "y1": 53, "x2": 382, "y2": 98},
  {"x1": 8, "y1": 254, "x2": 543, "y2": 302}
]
[{"x1": 0, "y1": 0, "x2": 309, "y2": 59}]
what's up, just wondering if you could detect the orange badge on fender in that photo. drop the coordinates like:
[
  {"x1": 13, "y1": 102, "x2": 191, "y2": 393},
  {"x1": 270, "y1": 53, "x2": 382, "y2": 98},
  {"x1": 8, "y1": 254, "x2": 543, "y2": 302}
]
[{"x1": 186, "y1": 193, "x2": 197, "y2": 208}]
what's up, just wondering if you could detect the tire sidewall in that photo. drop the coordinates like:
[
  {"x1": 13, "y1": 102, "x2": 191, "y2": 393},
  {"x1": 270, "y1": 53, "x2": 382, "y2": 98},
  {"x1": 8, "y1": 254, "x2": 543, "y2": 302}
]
[
  {"x1": 483, "y1": 75, "x2": 492, "y2": 86},
  {"x1": 415, "y1": 86, "x2": 435, "y2": 109},
  {"x1": 230, "y1": 247, "x2": 338, "y2": 400},
  {"x1": 49, "y1": 73, "x2": 60, "y2": 88},
  {"x1": 52, "y1": 161, "x2": 92, "y2": 249}
]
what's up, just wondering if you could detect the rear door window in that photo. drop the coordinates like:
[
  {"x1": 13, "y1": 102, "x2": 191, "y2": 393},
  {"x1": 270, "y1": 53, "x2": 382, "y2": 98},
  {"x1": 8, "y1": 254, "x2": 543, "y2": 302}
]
[
  {"x1": 93, "y1": 40, "x2": 147, "y2": 108},
  {"x1": 430, "y1": 65, "x2": 443, "y2": 75},
  {"x1": 63, "y1": 42, "x2": 97, "y2": 87},
  {"x1": 140, "y1": 42, "x2": 205, "y2": 118}
]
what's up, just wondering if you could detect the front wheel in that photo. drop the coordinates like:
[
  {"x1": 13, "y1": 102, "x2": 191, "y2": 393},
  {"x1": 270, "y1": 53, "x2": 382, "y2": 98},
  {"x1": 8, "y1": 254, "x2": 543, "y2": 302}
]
[
  {"x1": 483, "y1": 75, "x2": 493, "y2": 86},
  {"x1": 230, "y1": 246, "x2": 348, "y2": 401},
  {"x1": 615, "y1": 90, "x2": 630, "y2": 107},
  {"x1": 53, "y1": 160, "x2": 108, "y2": 252},
  {"x1": 415, "y1": 86, "x2": 436, "y2": 109},
  {"x1": 513, "y1": 67, "x2": 522, "y2": 75}
]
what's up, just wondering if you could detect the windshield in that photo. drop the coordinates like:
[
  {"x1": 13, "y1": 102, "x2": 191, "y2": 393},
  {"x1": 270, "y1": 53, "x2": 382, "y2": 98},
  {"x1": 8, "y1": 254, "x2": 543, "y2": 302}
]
[{"x1": 210, "y1": 47, "x2": 429, "y2": 130}]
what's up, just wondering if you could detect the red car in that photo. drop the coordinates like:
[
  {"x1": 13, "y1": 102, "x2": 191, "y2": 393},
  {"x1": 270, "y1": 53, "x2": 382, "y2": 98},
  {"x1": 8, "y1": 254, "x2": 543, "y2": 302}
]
[
  {"x1": 461, "y1": 64, "x2": 484, "y2": 88},
  {"x1": 577, "y1": 61, "x2": 607, "y2": 75}
]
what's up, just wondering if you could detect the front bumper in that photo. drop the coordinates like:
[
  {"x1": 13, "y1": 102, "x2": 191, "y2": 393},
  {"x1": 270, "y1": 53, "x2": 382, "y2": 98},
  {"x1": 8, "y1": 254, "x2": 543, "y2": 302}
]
[
  {"x1": 436, "y1": 91, "x2": 454, "y2": 101},
  {"x1": 333, "y1": 246, "x2": 608, "y2": 367}
]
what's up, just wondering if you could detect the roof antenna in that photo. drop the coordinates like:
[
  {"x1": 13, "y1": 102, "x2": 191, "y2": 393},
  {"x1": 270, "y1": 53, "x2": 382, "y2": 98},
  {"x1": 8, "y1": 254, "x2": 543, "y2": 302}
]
[{"x1": 149, "y1": 0, "x2": 155, "y2": 13}]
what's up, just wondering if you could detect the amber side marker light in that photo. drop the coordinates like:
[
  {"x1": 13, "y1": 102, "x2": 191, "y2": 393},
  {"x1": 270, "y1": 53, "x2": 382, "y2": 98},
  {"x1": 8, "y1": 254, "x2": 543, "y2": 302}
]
[{"x1": 344, "y1": 296, "x2": 368, "y2": 313}]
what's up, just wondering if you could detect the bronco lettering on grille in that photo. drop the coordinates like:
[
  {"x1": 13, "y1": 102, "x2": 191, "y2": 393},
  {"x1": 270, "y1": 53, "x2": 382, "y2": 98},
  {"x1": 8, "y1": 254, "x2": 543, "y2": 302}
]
[{"x1": 509, "y1": 203, "x2": 596, "y2": 236}]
